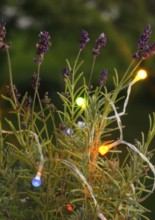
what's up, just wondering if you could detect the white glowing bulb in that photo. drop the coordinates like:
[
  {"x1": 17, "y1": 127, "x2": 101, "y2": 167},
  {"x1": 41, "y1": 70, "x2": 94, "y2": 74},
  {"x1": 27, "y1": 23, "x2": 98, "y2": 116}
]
[
  {"x1": 75, "y1": 97, "x2": 86, "y2": 107},
  {"x1": 134, "y1": 69, "x2": 147, "y2": 82}
]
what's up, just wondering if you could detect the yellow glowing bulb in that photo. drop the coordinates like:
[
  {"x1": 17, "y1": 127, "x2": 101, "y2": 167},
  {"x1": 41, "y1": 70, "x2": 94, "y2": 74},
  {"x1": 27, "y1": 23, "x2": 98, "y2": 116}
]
[
  {"x1": 134, "y1": 69, "x2": 147, "y2": 82},
  {"x1": 98, "y1": 145, "x2": 111, "y2": 156},
  {"x1": 76, "y1": 97, "x2": 86, "y2": 107}
]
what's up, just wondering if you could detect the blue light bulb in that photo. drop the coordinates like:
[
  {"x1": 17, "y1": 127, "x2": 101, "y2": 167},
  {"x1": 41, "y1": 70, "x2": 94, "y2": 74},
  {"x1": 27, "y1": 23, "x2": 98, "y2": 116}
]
[
  {"x1": 66, "y1": 128, "x2": 71, "y2": 135},
  {"x1": 32, "y1": 174, "x2": 42, "y2": 188}
]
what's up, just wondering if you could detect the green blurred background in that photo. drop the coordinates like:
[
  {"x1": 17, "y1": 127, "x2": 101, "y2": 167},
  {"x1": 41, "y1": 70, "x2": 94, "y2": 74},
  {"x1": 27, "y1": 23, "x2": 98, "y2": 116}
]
[{"x1": 0, "y1": 0, "x2": 155, "y2": 218}]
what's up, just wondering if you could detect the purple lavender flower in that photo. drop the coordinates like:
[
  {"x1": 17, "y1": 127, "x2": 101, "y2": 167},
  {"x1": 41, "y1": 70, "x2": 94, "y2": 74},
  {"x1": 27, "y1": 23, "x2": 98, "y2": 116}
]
[
  {"x1": 61, "y1": 67, "x2": 71, "y2": 78},
  {"x1": 99, "y1": 68, "x2": 108, "y2": 86},
  {"x1": 132, "y1": 24, "x2": 152, "y2": 60},
  {"x1": 92, "y1": 33, "x2": 106, "y2": 56},
  {"x1": 0, "y1": 20, "x2": 6, "y2": 38},
  {"x1": 34, "y1": 31, "x2": 51, "y2": 64},
  {"x1": 79, "y1": 30, "x2": 90, "y2": 50},
  {"x1": 42, "y1": 92, "x2": 51, "y2": 106},
  {"x1": 132, "y1": 52, "x2": 140, "y2": 60},
  {"x1": 141, "y1": 42, "x2": 155, "y2": 59},
  {"x1": 31, "y1": 72, "x2": 41, "y2": 89},
  {"x1": 0, "y1": 20, "x2": 11, "y2": 49},
  {"x1": 24, "y1": 96, "x2": 32, "y2": 109},
  {"x1": 137, "y1": 24, "x2": 152, "y2": 51},
  {"x1": 6, "y1": 84, "x2": 21, "y2": 101},
  {"x1": 23, "y1": 96, "x2": 32, "y2": 119}
]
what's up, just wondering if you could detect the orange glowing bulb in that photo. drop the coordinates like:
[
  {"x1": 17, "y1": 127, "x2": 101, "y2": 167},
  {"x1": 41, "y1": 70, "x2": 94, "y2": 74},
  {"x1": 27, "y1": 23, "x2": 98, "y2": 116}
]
[{"x1": 66, "y1": 203, "x2": 73, "y2": 212}]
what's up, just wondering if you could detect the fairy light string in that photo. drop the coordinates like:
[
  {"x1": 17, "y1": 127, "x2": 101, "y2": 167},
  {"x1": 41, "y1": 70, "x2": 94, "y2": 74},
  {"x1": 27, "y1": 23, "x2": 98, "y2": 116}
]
[
  {"x1": 106, "y1": 69, "x2": 147, "y2": 120},
  {"x1": 62, "y1": 160, "x2": 107, "y2": 220},
  {"x1": 0, "y1": 67, "x2": 153, "y2": 216},
  {"x1": 102, "y1": 69, "x2": 155, "y2": 201},
  {"x1": 1, "y1": 129, "x2": 45, "y2": 187}
]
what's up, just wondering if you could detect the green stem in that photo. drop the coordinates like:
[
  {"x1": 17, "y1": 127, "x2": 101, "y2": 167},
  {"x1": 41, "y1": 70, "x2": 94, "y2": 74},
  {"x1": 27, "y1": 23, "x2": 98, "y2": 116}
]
[
  {"x1": 36, "y1": 91, "x2": 49, "y2": 139},
  {"x1": 45, "y1": 147, "x2": 52, "y2": 220},
  {"x1": 73, "y1": 49, "x2": 82, "y2": 72},
  {"x1": 68, "y1": 49, "x2": 82, "y2": 127},
  {"x1": 0, "y1": 121, "x2": 4, "y2": 165},
  {"x1": 6, "y1": 48, "x2": 17, "y2": 107},
  {"x1": 50, "y1": 111, "x2": 58, "y2": 145},
  {"x1": 120, "y1": 59, "x2": 143, "y2": 85},
  {"x1": 88, "y1": 56, "x2": 96, "y2": 87},
  {"x1": 32, "y1": 63, "x2": 41, "y2": 113},
  {"x1": 71, "y1": 49, "x2": 82, "y2": 88},
  {"x1": 120, "y1": 59, "x2": 135, "y2": 83}
]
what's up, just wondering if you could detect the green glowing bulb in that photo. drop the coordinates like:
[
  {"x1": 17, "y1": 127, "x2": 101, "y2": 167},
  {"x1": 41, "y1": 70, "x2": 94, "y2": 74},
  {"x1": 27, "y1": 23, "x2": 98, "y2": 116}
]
[{"x1": 76, "y1": 97, "x2": 85, "y2": 107}]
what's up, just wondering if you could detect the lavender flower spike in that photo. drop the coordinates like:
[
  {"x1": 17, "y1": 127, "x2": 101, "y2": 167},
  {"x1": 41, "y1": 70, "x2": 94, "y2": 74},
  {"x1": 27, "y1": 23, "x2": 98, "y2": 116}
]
[
  {"x1": 79, "y1": 30, "x2": 90, "y2": 50},
  {"x1": 0, "y1": 20, "x2": 11, "y2": 49},
  {"x1": 34, "y1": 31, "x2": 51, "y2": 64},
  {"x1": 99, "y1": 68, "x2": 108, "y2": 86},
  {"x1": 142, "y1": 42, "x2": 155, "y2": 59},
  {"x1": 92, "y1": 33, "x2": 106, "y2": 56},
  {"x1": 6, "y1": 84, "x2": 21, "y2": 101},
  {"x1": 31, "y1": 72, "x2": 41, "y2": 89},
  {"x1": 132, "y1": 24, "x2": 152, "y2": 60},
  {"x1": 61, "y1": 67, "x2": 71, "y2": 78},
  {"x1": 137, "y1": 24, "x2": 152, "y2": 51}
]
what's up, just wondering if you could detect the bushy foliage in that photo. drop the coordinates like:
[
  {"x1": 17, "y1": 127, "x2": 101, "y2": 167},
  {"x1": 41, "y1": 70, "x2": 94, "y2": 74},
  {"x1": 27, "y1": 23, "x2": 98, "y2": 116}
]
[{"x1": 0, "y1": 22, "x2": 155, "y2": 220}]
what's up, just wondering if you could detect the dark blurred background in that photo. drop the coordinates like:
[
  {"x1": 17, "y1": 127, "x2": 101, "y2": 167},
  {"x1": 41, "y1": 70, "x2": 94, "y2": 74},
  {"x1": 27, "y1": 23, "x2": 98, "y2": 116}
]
[{"x1": 0, "y1": 0, "x2": 155, "y2": 218}]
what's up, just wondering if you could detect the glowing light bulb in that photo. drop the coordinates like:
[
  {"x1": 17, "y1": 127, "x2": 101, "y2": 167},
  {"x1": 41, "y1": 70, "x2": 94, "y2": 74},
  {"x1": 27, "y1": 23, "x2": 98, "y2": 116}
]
[
  {"x1": 134, "y1": 69, "x2": 147, "y2": 82},
  {"x1": 66, "y1": 128, "x2": 72, "y2": 135},
  {"x1": 75, "y1": 97, "x2": 86, "y2": 108},
  {"x1": 66, "y1": 203, "x2": 73, "y2": 212},
  {"x1": 77, "y1": 121, "x2": 85, "y2": 128},
  {"x1": 98, "y1": 145, "x2": 111, "y2": 156},
  {"x1": 32, "y1": 172, "x2": 42, "y2": 188}
]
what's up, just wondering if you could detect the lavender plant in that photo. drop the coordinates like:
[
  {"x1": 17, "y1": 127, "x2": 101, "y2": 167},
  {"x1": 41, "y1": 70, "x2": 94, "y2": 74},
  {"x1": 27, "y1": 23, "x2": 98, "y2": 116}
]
[{"x1": 0, "y1": 21, "x2": 155, "y2": 220}]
